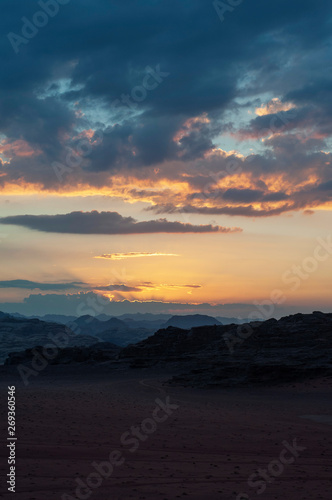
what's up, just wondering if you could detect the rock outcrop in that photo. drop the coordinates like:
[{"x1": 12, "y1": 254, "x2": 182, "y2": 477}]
[{"x1": 120, "y1": 312, "x2": 332, "y2": 387}]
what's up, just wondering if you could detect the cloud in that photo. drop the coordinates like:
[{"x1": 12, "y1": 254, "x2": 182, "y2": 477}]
[
  {"x1": 138, "y1": 131, "x2": 332, "y2": 217},
  {"x1": 0, "y1": 279, "x2": 201, "y2": 295},
  {"x1": 317, "y1": 180, "x2": 332, "y2": 191},
  {"x1": 255, "y1": 98, "x2": 296, "y2": 117},
  {"x1": 95, "y1": 252, "x2": 180, "y2": 260},
  {"x1": 147, "y1": 203, "x2": 295, "y2": 217},
  {"x1": 0, "y1": 0, "x2": 330, "y2": 197},
  {"x1": 160, "y1": 284, "x2": 201, "y2": 289},
  {"x1": 0, "y1": 211, "x2": 241, "y2": 234},
  {"x1": 0, "y1": 292, "x2": 321, "y2": 318},
  {"x1": 94, "y1": 282, "x2": 201, "y2": 293},
  {"x1": 237, "y1": 107, "x2": 307, "y2": 140},
  {"x1": 0, "y1": 0, "x2": 330, "y2": 226},
  {"x1": 187, "y1": 186, "x2": 290, "y2": 205},
  {"x1": 94, "y1": 284, "x2": 142, "y2": 292},
  {"x1": 0, "y1": 280, "x2": 83, "y2": 291}
]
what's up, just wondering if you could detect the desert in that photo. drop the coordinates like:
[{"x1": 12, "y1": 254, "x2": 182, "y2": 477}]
[{"x1": 1, "y1": 312, "x2": 332, "y2": 499}]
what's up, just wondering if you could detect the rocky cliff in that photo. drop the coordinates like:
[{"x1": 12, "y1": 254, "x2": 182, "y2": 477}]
[{"x1": 120, "y1": 311, "x2": 332, "y2": 387}]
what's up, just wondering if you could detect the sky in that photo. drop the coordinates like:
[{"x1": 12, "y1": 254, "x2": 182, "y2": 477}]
[{"x1": 0, "y1": 0, "x2": 331, "y2": 318}]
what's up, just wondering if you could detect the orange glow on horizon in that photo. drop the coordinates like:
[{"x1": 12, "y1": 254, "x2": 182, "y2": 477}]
[{"x1": 0, "y1": 171, "x2": 331, "y2": 216}]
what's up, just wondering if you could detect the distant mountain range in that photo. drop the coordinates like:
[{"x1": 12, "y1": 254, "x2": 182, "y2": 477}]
[
  {"x1": 0, "y1": 311, "x2": 252, "y2": 365},
  {"x1": 14, "y1": 312, "x2": 249, "y2": 326},
  {"x1": 4, "y1": 311, "x2": 332, "y2": 387},
  {"x1": 0, "y1": 314, "x2": 96, "y2": 364}
]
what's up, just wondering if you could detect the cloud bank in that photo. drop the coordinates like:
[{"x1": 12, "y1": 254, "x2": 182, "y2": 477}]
[
  {"x1": 0, "y1": 211, "x2": 242, "y2": 234},
  {"x1": 0, "y1": 0, "x2": 330, "y2": 217}
]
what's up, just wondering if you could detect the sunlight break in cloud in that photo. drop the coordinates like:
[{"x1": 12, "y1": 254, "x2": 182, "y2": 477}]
[{"x1": 255, "y1": 98, "x2": 296, "y2": 116}]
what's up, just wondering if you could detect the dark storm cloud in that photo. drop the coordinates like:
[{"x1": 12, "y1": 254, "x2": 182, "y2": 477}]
[
  {"x1": 0, "y1": 0, "x2": 331, "y2": 212},
  {"x1": 0, "y1": 210, "x2": 241, "y2": 234},
  {"x1": 285, "y1": 81, "x2": 332, "y2": 111},
  {"x1": 317, "y1": 180, "x2": 332, "y2": 191},
  {"x1": 188, "y1": 188, "x2": 289, "y2": 204},
  {"x1": 223, "y1": 188, "x2": 270, "y2": 203},
  {"x1": 84, "y1": 117, "x2": 184, "y2": 172},
  {"x1": 239, "y1": 105, "x2": 332, "y2": 140},
  {"x1": 238, "y1": 107, "x2": 308, "y2": 139}
]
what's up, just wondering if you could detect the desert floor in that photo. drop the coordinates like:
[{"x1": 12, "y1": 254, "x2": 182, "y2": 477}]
[{"x1": 1, "y1": 364, "x2": 331, "y2": 500}]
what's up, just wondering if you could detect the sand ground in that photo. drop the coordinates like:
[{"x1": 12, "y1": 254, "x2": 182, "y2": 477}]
[{"x1": 0, "y1": 364, "x2": 331, "y2": 500}]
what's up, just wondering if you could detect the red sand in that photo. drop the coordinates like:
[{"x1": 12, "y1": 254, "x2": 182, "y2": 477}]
[{"x1": 1, "y1": 366, "x2": 331, "y2": 500}]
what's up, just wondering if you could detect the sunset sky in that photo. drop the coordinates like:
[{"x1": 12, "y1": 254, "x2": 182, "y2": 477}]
[{"x1": 0, "y1": 0, "x2": 331, "y2": 317}]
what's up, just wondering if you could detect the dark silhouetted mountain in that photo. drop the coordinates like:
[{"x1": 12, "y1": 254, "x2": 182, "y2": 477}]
[
  {"x1": 0, "y1": 311, "x2": 12, "y2": 319},
  {"x1": 66, "y1": 315, "x2": 112, "y2": 336},
  {"x1": 33, "y1": 314, "x2": 77, "y2": 324},
  {"x1": 66, "y1": 315, "x2": 154, "y2": 346},
  {"x1": 97, "y1": 325, "x2": 152, "y2": 346},
  {"x1": 120, "y1": 312, "x2": 332, "y2": 386},
  {"x1": 0, "y1": 314, "x2": 97, "y2": 364},
  {"x1": 163, "y1": 314, "x2": 221, "y2": 329},
  {"x1": 120, "y1": 317, "x2": 167, "y2": 331},
  {"x1": 3, "y1": 312, "x2": 26, "y2": 319},
  {"x1": 215, "y1": 317, "x2": 252, "y2": 325},
  {"x1": 96, "y1": 314, "x2": 113, "y2": 321},
  {"x1": 118, "y1": 313, "x2": 171, "y2": 321},
  {"x1": 97, "y1": 313, "x2": 171, "y2": 330},
  {"x1": 5, "y1": 312, "x2": 332, "y2": 387},
  {"x1": 103, "y1": 317, "x2": 129, "y2": 330}
]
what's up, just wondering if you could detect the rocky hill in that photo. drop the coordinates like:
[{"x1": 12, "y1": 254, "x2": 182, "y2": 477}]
[
  {"x1": 162, "y1": 314, "x2": 221, "y2": 329},
  {"x1": 120, "y1": 311, "x2": 332, "y2": 386}
]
